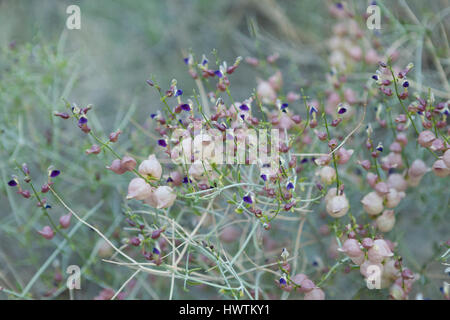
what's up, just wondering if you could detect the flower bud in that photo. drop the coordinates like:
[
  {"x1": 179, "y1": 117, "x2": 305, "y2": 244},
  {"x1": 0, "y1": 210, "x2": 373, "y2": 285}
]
[
  {"x1": 432, "y1": 159, "x2": 449, "y2": 177},
  {"x1": 138, "y1": 154, "x2": 162, "y2": 179},
  {"x1": 368, "y1": 239, "x2": 393, "y2": 263},
  {"x1": 38, "y1": 226, "x2": 54, "y2": 240},
  {"x1": 126, "y1": 178, "x2": 153, "y2": 200},
  {"x1": 361, "y1": 237, "x2": 374, "y2": 249},
  {"x1": 417, "y1": 130, "x2": 435, "y2": 148},
  {"x1": 361, "y1": 192, "x2": 384, "y2": 216},
  {"x1": 326, "y1": 194, "x2": 349, "y2": 218},
  {"x1": 319, "y1": 166, "x2": 336, "y2": 185},
  {"x1": 59, "y1": 213, "x2": 72, "y2": 229},
  {"x1": 376, "y1": 210, "x2": 395, "y2": 232},
  {"x1": 121, "y1": 156, "x2": 137, "y2": 172},
  {"x1": 86, "y1": 144, "x2": 101, "y2": 155}
]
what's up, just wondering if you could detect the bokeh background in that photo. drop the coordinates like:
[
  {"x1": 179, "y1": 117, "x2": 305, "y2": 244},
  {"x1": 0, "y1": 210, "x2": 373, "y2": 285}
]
[{"x1": 0, "y1": 0, "x2": 449, "y2": 299}]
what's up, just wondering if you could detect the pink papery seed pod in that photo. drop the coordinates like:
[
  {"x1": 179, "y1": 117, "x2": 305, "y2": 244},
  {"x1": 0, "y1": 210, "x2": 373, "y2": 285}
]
[
  {"x1": 324, "y1": 187, "x2": 338, "y2": 204},
  {"x1": 38, "y1": 226, "x2": 54, "y2": 240},
  {"x1": 366, "y1": 172, "x2": 378, "y2": 188},
  {"x1": 350, "y1": 254, "x2": 365, "y2": 265},
  {"x1": 368, "y1": 239, "x2": 394, "y2": 263},
  {"x1": 315, "y1": 155, "x2": 331, "y2": 166},
  {"x1": 256, "y1": 80, "x2": 277, "y2": 104},
  {"x1": 126, "y1": 178, "x2": 153, "y2": 200},
  {"x1": 395, "y1": 133, "x2": 408, "y2": 146},
  {"x1": 387, "y1": 173, "x2": 407, "y2": 192},
  {"x1": 390, "y1": 283, "x2": 406, "y2": 300},
  {"x1": 318, "y1": 166, "x2": 336, "y2": 185},
  {"x1": 385, "y1": 188, "x2": 405, "y2": 208},
  {"x1": 292, "y1": 274, "x2": 307, "y2": 288},
  {"x1": 359, "y1": 159, "x2": 371, "y2": 171},
  {"x1": 106, "y1": 159, "x2": 127, "y2": 175},
  {"x1": 169, "y1": 171, "x2": 183, "y2": 186},
  {"x1": 418, "y1": 130, "x2": 436, "y2": 148},
  {"x1": 374, "y1": 181, "x2": 389, "y2": 196},
  {"x1": 360, "y1": 260, "x2": 383, "y2": 278},
  {"x1": 339, "y1": 239, "x2": 363, "y2": 258},
  {"x1": 376, "y1": 210, "x2": 396, "y2": 232},
  {"x1": 361, "y1": 192, "x2": 384, "y2": 216},
  {"x1": 219, "y1": 226, "x2": 240, "y2": 243},
  {"x1": 443, "y1": 149, "x2": 450, "y2": 168},
  {"x1": 365, "y1": 49, "x2": 380, "y2": 65},
  {"x1": 348, "y1": 46, "x2": 362, "y2": 62},
  {"x1": 121, "y1": 156, "x2": 137, "y2": 172},
  {"x1": 430, "y1": 138, "x2": 445, "y2": 152},
  {"x1": 361, "y1": 237, "x2": 374, "y2": 249},
  {"x1": 389, "y1": 142, "x2": 402, "y2": 153},
  {"x1": 268, "y1": 70, "x2": 283, "y2": 91},
  {"x1": 151, "y1": 186, "x2": 177, "y2": 209},
  {"x1": 297, "y1": 279, "x2": 316, "y2": 293},
  {"x1": 304, "y1": 288, "x2": 325, "y2": 300},
  {"x1": 337, "y1": 148, "x2": 354, "y2": 164},
  {"x1": 286, "y1": 91, "x2": 300, "y2": 102},
  {"x1": 408, "y1": 159, "x2": 427, "y2": 178},
  {"x1": 383, "y1": 259, "x2": 401, "y2": 280},
  {"x1": 326, "y1": 194, "x2": 349, "y2": 218},
  {"x1": 138, "y1": 154, "x2": 162, "y2": 179},
  {"x1": 432, "y1": 159, "x2": 449, "y2": 177},
  {"x1": 86, "y1": 144, "x2": 101, "y2": 155},
  {"x1": 59, "y1": 213, "x2": 72, "y2": 229},
  {"x1": 344, "y1": 88, "x2": 357, "y2": 105}
]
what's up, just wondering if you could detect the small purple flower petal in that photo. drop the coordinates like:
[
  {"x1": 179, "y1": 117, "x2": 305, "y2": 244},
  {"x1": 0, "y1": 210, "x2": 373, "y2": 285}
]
[
  {"x1": 50, "y1": 170, "x2": 60, "y2": 178},
  {"x1": 309, "y1": 106, "x2": 318, "y2": 115},
  {"x1": 243, "y1": 195, "x2": 253, "y2": 204},
  {"x1": 150, "y1": 113, "x2": 157, "y2": 119},
  {"x1": 183, "y1": 57, "x2": 189, "y2": 64},
  {"x1": 279, "y1": 278, "x2": 287, "y2": 285},
  {"x1": 286, "y1": 182, "x2": 294, "y2": 190},
  {"x1": 240, "y1": 114, "x2": 245, "y2": 120},
  {"x1": 281, "y1": 103, "x2": 288, "y2": 110},
  {"x1": 214, "y1": 70, "x2": 223, "y2": 78},
  {"x1": 152, "y1": 247, "x2": 160, "y2": 255},
  {"x1": 7, "y1": 180, "x2": 17, "y2": 187},
  {"x1": 175, "y1": 89, "x2": 183, "y2": 97},
  {"x1": 239, "y1": 104, "x2": 249, "y2": 111},
  {"x1": 158, "y1": 139, "x2": 167, "y2": 147},
  {"x1": 372, "y1": 75, "x2": 378, "y2": 81},
  {"x1": 180, "y1": 104, "x2": 191, "y2": 111},
  {"x1": 402, "y1": 81, "x2": 409, "y2": 88},
  {"x1": 260, "y1": 174, "x2": 267, "y2": 181},
  {"x1": 78, "y1": 117, "x2": 88, "y2": 125},
  {"x1": 338, "y1": 107, "x2": 347, "y2": 114}
]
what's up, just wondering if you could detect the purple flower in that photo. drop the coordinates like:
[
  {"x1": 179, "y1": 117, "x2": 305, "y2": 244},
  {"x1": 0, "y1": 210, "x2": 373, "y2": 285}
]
[
  {"x1": 150, "y1": 113, "x2": 157, "y2": 119},
  {"x1": 214, "y1": 70, "x2": 223, "y2": 78},
  {"x1": 158, "y1": 139, "x2": 167, "y2": 147},
  {"x1": 183, "y1": 57, "x2": 189, "y2": 64},
  {"x1": 7, "y1": 180, "x2": 17, "y2": 187},
  {"x1": 309, "y1": 106, "x2": 318, "y2": 115},
  {"x1": 281, "y1": 103, "x2": 288, "y2": 110},
  {"x1": 78, "y1": 117, "x2": 88, "y2": 125},
  {"x1": 182, "y1": 177, "x2": 192, "y2": 184},
  {"x1": 180, "y1": 104, "x2": 191, "y2": 111},
  {"x1": 152, "y1": 247, "x2": 160, "y2": 255},
  {"x1": 167, "y1": 177, "x2": 173, "y2": 182},
  {"x1": 260, "y1": 174, "x2": 267, "y2": 181},
  {"x1": 301, "y1": 158, "x2": 308, "y2": 164},
  {"x1": 336, "y1": 3, "x2": 343, "y2": 9},
  {"x1": 240, "y1": 114, "x2": 245, "y2": 120},
  {"x1": 286, "y1": 182, "x2": 294, "y2": 190},
  {"x1": 338, "y1": 106, "x2": 347, "y2": 114},
  {"x1": 372, "y1": 75, "x2": 378, "y2": 81},
  {"x1": 175, "y1": 89, "x2": 183, "y2": 97},
  {"x1": 279, "y1": 278, "x2": 287, "y2": 285},
  {"x1": 239, "y1": 104, "x2": 249, "y2": 111},
  {"x1": 402, "y1": 81, "x2": 409, "y2": 88},
  {"x1": 243, "y1": 195, "x2": 253, "y2": 204},
  {"x1": 202, "y1": 58, "x2": 208, "y2": 66},
  {"x1": 50, "y1": 170, "x2": 60, "y2": 178}
]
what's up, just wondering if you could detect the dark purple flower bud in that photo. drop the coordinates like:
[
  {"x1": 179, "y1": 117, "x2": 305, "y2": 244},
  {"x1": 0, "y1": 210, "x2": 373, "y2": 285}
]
[
  {"x1": 143, "y1": 251, "x2": 153, "y2": 260},
  {"x1": 260, "y1": 174, "x2": 267, "y2": 181},
  {"x1": 402, "y1": 81, "x2": 409, "y2": 88},
  {"x1": 281, "y1": 103, "x2": 288, "y2": 110},
  {"x1": 152, "y1": 247, "x2": 160, "y2": 255},
  {"x1": 7, "y1": 179, "x2": 18, "y2": 187},
  {"x1": 239, "y1": 104, "x2": 249, "y2": 111},
  {"x1": 126, "y1": 218, "x2": 136, "y2": 227},
  {"x1": 158, "y1": 139, "x2": 167, "y2": 147},
  {"x1": 150, "y1": 113, "x2": 157, "y2": 119},
  {"x1": 19, "y1": 190, "x2": 31, "y2": 198},
  {"x1": 151, "y1": 229, "x2": 163, "y2": 239},
  {"x1": 183, "y1": 57, "x2": 189, "y2": 64},
  {"x1": 372, "y1": 75, "x2": 378, "y2": 81},
  {"x1": 243, "y1": 195, "x2": 253, "y2": 204},
  {"x1": 129, "y1": 237, "x2": 141, "y2": 246},
  {"x1": 41, "y1": 184, "x2": 50, "y2": 193},
  {"x1": 86, "y1": 144, "x2": 101, "y2": 155},
  {"x1": 78, "y1": 117, "x2": 88, "y2": 126},
  {"x1": 286, "y1": 182, "x2": 294, "y2": 190},
  {"x1": 49, "y1": 170, "x2": 60, "y2": 178},
  {"x1": 182, "y1": 177, "x2": 192, "y2": 184},
  {"x1": 175, "y1": 89, "x2": 183, "y2": 97},
  {"x1": 214, "y1": 70, "x2": 223, "y2": 78},
  {"x1": 279, "y1": 278, "x2": 287, "y2": 285}
]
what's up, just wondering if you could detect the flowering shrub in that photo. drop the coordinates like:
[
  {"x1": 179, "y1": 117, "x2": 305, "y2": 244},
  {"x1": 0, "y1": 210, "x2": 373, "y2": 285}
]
[{"x1": 1, "y1": 1, "x2": 449, "y2": 300}]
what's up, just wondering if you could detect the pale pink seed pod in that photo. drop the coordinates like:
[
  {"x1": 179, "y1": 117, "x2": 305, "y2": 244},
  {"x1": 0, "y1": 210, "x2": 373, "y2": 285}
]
[
  {"x1": 383, "y1": 259, "x2": 400, "y2": 280},
  {"x1": 292, "y1": 274, "x2": 307, "y2": 287},
  {"x1": 257, "y1": 80, "x2": 277, "y2": 103},
  {"x1": 126, "y1": 178, "x2": 153, "y2": 200},
  {"x1": 366, "y1": 172, "x2": 378, "y2": 188},
  {"x1": 324, "y1": 187, "x2": 337, "y2": 203},
  {"x1": 376, "y1": 210, "x2": 396, "y2": 232},
  {"x1": 390, "y1": 283, "x2": 406, "y2": 300},
  {"x1": 360, "y1": 260, "x2": 383, "y2": 278},
  {"x1": 97, "y1": 239, "x2": 113, "y2": 258},
  {"x1": 278, "y1": 113, "x2": 294, "y2": 130},
  {"x1": 361, "y1": 238, "x2": 374, "y2": 249},
  {"x1": 408, "y1": 159, "x2": 427, "y2": 178},
  {"x1": 443, "y1": 149, "x2": 450, "y2": 168},
  {"x1": 298, "y1": 279, "x2": 315, "y2": 293},
  {"x1": 38, "y1": 226, "x2": 54, "y2": 240},
  {"x1": 59, "y1": 213, "x2": 72, "y2": 229},
  {"x1": 432, "y1": 159, "x2": 449, "y2": 177},
  {"x1": 304, "y1": 288, "x2": 325, "y2": 300},
  {"x1": 365, "y1": 49, "x2": 380, "y2": 64},
  {"x1": 344, "y1": 88, "x2": 357, "y2": 105},
  {"x1": 361, "y1": 192, "x2": 384, "y2": 216},
  {"x1": 395, "y1": 133, "x2": 408, "y2": 146},
  {"x1": 152, "y1": 186, "x2": 177, "y2": 209},
  {"x1": 121, "y1": 156, "x2": 137, "y2": 172},
  {"x1": 315, "y1": 154, "x2": 331, "y2": 166},
  {"x1": 368, "y1": 239, "x2": 393, "y2": 263},
  {"x1": 339, "y1": 239, "x2": 363, "y2": 257},
  {"x1": 337, "y1": 148, "x2": 354, "y2": 164},
  {"x1": 170, "y1": 171, "x2": 183, "y2": 186},
  {"x1": 326, "y1": 195, "x2": 349, "y2": 218},
  {"x1": 387, "y1": 173, "x2": 407, "y2": 192},
  {"x1": 406, "y1": 175, "x2": 422, "y2": 187},
  {"x1": 138, "y1": 154, "x2": 162, "y2": 179},
  {"x1": 385, "y1": 188, "x2": 405, "y2": 208},
  {"x1": 268, "y1": 70, "x2": 283, "y2": 91},
  {"x1": 143, "y1": 193, "x2": 158, "y2": 207},
  {"x1": 350, "y1": 254, "x2": 365, "y2": 265},
  {"x1": 389, "y1": 142, "x2": 402, "y2": 153},
  {"x1": 374, "y1": 182, "x2": 389, "y2": 196},
  {"x1": 418, "y1": 130, "x2": 436, "y2": 148},
  {"x1": 348, "y1": 46, "x2": 362, "y2": 62},
  {"x1": 286, "y1": 91, "x2": 300, "y2": 102},
  {"x1": 360, "y1": 159, "x2": 372, "y2": 171},
  {"x1": 319, "y1": 166, "x2": 336, "y2": 185},
  {"x1": 430, "y1": 138, "x2": 445, "y2": 152},
  {"x1": 220, "y1": 226, "x2": 240, "y2": 243},
  {"x1": 106, "y1": 159, "x2": 126, "y2": 174}
]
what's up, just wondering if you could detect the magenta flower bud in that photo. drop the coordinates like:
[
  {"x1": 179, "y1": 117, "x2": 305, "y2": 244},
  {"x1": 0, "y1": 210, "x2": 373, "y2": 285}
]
[
  {"x1": 54, "y1": 112, "x2": 70, "y2": 119},
  {"x1": 362, "y1": 237, "x2": 374, "y2": 249},
  {"x1": 304, "y1": 288, "x2": 325, "y2": 300},
  {"x1": 317, "y1": 131, "x2": 327, "y2": 141},
  {"x1": 339, "y1": 239, "x2": 363, "y2": 257},
  {"x1": 19, "y1": 190, "x2": 31, "y2": 198},
  {"x1": 59, "y1": 213, "x2": 72, "y2": 229},
  {"x1": 129, "y1": 237, "x2": 141, "y2": 246},
  {"x1": 38, "y1": 226, "x2": 54, "y2": 240},
  {"x1": 41, "y1": 184, "x2": 50, "y2": 193},
  {"x1": 376, "y1": 210, "x2": 395, "y2": 232},
  {"x1": 85, "y1": 144, "x2": 101, "y2": 155},
  {"x1": 418, "y1": 130, "x2": 436, "y2": 148},
  {"x1": 432, "y1": 159, "x2": 449, "y2": 177},
  {"x1": 106, "y1": 159, "x2": 127, "y2": 174},
  {"x1": 121, "y1": 156, "x2": 137, "y2": 172},
  {"x1": 151, "y1": 229, "x2": 163, "y2": 240},
  {"x1": 361, "y1": 192, "x2": 384, "y2": 216},
  {"x1": 374, "y1": 182, "x2": 389, "y2": 195}
]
